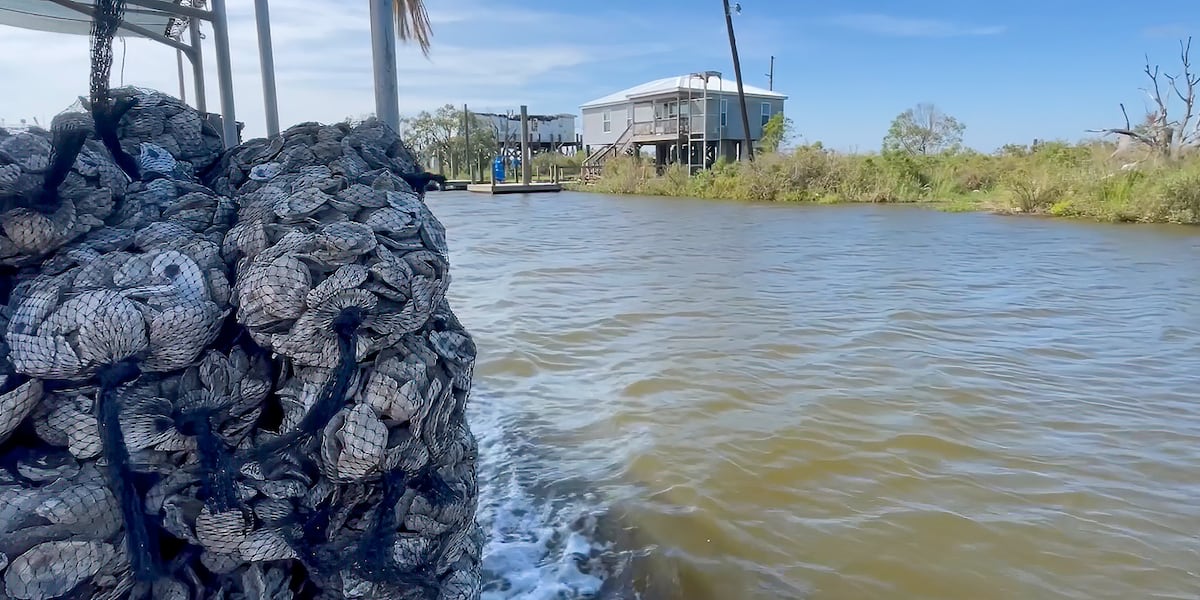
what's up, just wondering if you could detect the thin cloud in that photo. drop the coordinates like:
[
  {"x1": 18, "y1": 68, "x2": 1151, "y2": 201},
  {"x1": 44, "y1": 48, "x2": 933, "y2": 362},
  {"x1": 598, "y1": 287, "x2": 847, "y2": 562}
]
[
  {"x1": 1140, "y1": 24, "x2": 1192, "y2": 39},
  {"x1": 0, "y1": 0, "x2": 657, "y2": 139},
  {"x1": 830, "y1": 13, "x2": 1006, "y2": 37}
]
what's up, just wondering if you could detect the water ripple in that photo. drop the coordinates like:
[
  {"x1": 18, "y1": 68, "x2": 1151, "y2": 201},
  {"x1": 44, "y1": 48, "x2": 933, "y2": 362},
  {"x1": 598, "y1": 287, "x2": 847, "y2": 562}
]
[{"x1": 431, "y1": 193, "x2": 1200, "y2": 600}]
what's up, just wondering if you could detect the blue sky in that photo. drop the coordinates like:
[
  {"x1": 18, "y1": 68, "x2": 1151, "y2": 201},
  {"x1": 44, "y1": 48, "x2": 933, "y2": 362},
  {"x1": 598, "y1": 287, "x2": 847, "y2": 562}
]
[{"x1": 0, "y1": 0, "x2": 1196, "y2": 152}]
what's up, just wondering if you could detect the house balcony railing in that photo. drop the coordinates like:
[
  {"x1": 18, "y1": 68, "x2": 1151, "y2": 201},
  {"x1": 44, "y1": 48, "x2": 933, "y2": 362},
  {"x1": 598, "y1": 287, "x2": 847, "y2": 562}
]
[{"x1": 632, "y1": 116, "x2": 691, "y2": 138}]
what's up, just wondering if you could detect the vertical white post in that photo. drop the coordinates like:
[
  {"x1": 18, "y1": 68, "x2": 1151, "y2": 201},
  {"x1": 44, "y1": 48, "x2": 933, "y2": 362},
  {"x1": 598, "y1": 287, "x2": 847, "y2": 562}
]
[
  {"x1": 209, "y1": 0, "x2": 239, "y2": 148},
  {"x1": 369, "y1": 0, "x2": 400, "y2": 132},
  {"x1": 687, "y1": 76, "x2": 693, "y2": 174},
  {"x1": 188, "y1": 19, "x2": 206, "y2": 113},
  {"x1": 175, "y1": 49, "x2": 187, "y2": 104},
  {"x1": 254, "y1": 0, "x2": 280, "y2": 137}
]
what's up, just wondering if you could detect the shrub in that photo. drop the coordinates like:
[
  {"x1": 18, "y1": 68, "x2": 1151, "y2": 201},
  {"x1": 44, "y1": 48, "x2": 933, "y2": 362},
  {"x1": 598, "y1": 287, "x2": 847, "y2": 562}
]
[{"x1": 575, "y1": 142, "x2": 1200, "y2": 225}]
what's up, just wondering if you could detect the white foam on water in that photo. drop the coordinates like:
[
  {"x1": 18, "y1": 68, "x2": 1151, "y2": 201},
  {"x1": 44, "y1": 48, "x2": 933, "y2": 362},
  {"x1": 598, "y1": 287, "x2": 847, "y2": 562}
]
[{"x1": 470, "y1": 395, "x2": 612, "y2": 600}]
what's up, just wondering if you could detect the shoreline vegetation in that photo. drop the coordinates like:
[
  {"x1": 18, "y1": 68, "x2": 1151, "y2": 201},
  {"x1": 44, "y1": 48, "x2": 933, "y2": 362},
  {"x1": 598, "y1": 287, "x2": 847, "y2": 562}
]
[
  {"x1": 565, "y1": 143, "x2": 1200, "y2": 225},
  {"x1": 390, "y1": 36, "x2": 1200, "y2": 227},
  {"x1": 558, "y1": 37, "x2": 1200, "y2": 226}
]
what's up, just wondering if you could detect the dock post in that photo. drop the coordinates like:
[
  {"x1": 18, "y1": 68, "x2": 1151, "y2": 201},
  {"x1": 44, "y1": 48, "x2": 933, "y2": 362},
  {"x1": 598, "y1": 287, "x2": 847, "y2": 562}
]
[{"x1": 520, "y1": 105, "x2": 531, "y2": 185}]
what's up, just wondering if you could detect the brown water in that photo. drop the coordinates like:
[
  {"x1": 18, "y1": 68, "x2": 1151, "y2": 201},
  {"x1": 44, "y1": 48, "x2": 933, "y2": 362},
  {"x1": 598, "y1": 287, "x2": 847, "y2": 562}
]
[{"x1": 428, "y1": 191, "x2": 1200, "y2": 600}]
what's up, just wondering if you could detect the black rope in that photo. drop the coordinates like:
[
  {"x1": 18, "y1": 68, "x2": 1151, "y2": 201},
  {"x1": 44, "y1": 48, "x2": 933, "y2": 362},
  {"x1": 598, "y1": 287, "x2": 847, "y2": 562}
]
[
  {"x1": 253, "y1": 307, "x2": 364, "y2": 472},
  {"x1": 408, "y1": 462, "x2": 459, "y2": 506},
  {"x1": 277, "y1": 464, "x2": 441, "y2": 597},
  {"x1": 349, "y1": 468, "x2": 440, "y2": 595},
  {"x1": 36, "y1": 116, "x2": 91, "y2": 211},
  {"x1": 296, "y1": 307, "x2": 364, "y2": 434},
  {"x1": 175, "y1": 406, "x2": 240, "y2": 514},
  {"x1": 89, "y1": 0, "x2": 140, "y2": 181},
  {"x1": 95, "y1": 357, "x2": 162, "y2": 582}
]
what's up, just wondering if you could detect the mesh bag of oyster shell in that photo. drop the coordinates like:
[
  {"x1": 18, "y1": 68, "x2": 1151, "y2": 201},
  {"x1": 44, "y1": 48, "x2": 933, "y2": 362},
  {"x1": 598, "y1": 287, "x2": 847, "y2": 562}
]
[
  {"x1": 4, "y1": 73, "x2": 480, "y2": 599},
  {"x1": 0, "y1": 116, "x2": 126, "y2": 269},
  {"x1": 61, "y1": 86, "x2": 225, "y2": 187},
  {"x1": 106, "y1": 87, "x2": 226, "y2": 182},
  {"x1": 211, "y1": 120, "x2": 483, "y2": 598},
  {"x1": 1, "y1": 195, "x2": 238, "y2": 595},
  {"x1": 2, "y1": 75, "x2": 243, "y2": 596}
]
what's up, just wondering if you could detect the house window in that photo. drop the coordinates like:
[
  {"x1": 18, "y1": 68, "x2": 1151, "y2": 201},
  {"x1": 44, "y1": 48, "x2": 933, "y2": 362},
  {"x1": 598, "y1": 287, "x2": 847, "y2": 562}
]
[
  {"x1": 603, "y1": 110, "x2": 611, "y2": 133},
  {"x1": 761, "y1": 102, "x2": 772, "y2": 127},
  {"x1": 720, "y1": 99, "x2": 728, "y2": 127}
]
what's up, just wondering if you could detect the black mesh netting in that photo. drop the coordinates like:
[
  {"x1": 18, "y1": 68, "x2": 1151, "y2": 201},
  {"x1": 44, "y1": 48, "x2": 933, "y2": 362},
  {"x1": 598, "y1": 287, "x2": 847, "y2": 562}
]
[{"x1": 0, "y1": 2, "x2": 482, "y2": 598}]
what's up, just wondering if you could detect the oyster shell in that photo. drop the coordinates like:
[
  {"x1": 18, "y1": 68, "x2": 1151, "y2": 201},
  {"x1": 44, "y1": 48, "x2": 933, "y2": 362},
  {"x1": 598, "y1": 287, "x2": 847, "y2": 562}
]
[
  {"x1": 0, "y1": 110, "x2": 481, "y2": 600},
  {"x1": 3, "y1": 540, "x2": 115, "y2": 600}
]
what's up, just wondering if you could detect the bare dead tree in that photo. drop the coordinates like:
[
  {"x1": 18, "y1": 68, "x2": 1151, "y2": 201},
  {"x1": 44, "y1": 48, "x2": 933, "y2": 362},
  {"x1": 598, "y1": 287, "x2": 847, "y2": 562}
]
[{"x1": 1090, "y1": 36, "x2": 1198, "y2": 158}]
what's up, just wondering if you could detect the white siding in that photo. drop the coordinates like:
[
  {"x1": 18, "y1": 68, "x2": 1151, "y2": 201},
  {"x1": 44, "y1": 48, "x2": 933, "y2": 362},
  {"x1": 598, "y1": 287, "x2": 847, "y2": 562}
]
[
  {"x1": 582, "y1": 106, "x2": 621, "y2": 149},
  {"x1": 581, "y1": 92, "x2": 786, "y2": 152},
  {"x1": 478, "y1": 113, "x2": 576, "y2": 144}
]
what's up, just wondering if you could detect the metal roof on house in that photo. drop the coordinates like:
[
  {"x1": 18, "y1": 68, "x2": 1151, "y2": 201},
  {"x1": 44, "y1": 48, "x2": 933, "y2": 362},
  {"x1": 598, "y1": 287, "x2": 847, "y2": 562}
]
[
  {"x1": 581, "y1": 74, "x2": 787, "y2": 109},
  {"x1": 0, "y1": 0, "x2": 183, "y2": 38}
]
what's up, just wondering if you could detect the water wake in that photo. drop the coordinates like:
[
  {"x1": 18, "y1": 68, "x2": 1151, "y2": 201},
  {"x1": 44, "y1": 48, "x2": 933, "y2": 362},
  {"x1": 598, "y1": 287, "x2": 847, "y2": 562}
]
[{"x1": 471, "y1": 391, "x2": 615, "y2": 599}]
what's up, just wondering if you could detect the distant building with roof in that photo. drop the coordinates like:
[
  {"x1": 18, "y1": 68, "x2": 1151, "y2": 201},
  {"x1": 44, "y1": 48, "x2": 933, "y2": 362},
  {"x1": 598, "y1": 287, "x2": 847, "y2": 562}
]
[
  {"x1": 580, "y1": 72, "x2": 787, "y2": 171},
  {"x1": 473, "y1": 111, "x2": 580, "y2": 156}
]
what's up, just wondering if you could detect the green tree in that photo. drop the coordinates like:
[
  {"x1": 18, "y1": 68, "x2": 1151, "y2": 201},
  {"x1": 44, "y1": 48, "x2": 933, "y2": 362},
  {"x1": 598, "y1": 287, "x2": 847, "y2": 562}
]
[
  {"x1": 760, "y1": 112, "x2": 795, "y2": 153},
  {"x1": 882, "y1": 103, "x2": 965, "y2": 155},
  {"x1": 402, "y1": 104, "x2": 498, "y2": 177}
]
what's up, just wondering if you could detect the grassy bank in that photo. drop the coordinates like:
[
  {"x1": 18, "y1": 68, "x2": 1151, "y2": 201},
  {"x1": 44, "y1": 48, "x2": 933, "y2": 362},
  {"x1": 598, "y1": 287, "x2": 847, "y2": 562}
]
[{"x1": 573, "y1": 143, "x2": 1200, "y2": 225}]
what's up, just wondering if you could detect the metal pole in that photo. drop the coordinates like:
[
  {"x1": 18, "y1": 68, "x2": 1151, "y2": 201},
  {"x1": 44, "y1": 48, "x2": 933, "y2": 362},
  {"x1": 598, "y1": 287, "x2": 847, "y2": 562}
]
[
  {"x1": 253, "y1": 0, "x2": 280, "y2": 137},
  {"x1": 702, "y1": 76, "x2": 708, "y2": 168},
  {"x1": 767, "y1": 55, "x2": 774, "y2": 91},
  {"x1": 209, "y1": 0, "x2": 238, "y2": 148},
  {"x1": 188, "y1": 19, "x2": 207, "y2": 113},
  {"x1": 175, "y1": 49, "x2": 187, "y2": 104},
  {"x1": 463, "y1": 104, "x2": 470, "y2": 181},
  {"x1": 520, "y1": 105, "x2": 531, "y2": 185},
  {"x1": 723, "y1": 0, "x2": 754, "y2": 161},
  {"x1": 369, "y1": 0, "x2": 400, "y2": 132},
  {"x1": 687, "y1": 76, "x2": 693, "y2": 174}
]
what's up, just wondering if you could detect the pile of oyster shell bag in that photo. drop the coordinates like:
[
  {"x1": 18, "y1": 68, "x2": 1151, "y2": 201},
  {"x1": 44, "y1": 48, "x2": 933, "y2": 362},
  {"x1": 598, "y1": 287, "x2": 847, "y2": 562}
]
[{"x1": 0, "y1": 87, "x2": 481, "y2": 600}]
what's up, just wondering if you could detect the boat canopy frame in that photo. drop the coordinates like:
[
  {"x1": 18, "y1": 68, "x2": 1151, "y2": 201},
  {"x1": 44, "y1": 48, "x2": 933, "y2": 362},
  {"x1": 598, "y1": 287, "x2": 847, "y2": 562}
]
[{"x1": 0, "y1": 0, "x2": 405, "y2": 146}]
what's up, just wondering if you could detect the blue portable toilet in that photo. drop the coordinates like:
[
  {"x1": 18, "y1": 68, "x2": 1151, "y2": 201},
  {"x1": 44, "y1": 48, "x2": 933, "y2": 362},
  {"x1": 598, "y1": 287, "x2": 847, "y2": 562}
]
[{"x1": 492, "y1": 156, "x2": 505, "y2": 183}]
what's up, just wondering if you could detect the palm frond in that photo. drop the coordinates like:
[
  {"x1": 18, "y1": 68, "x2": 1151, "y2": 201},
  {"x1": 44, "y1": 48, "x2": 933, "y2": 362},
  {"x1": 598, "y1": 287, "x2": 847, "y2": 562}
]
[{"x1": 392, "y1": 0, "x2": 433, "y2": 56}]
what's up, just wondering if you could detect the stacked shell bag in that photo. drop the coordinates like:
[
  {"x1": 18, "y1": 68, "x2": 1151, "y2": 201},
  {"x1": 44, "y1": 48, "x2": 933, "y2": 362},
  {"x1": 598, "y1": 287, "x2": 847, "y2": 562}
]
[
  {"x1": 214, "y1": 119, "x2": 482, "y2": 600},
  {"x1": 0, "y1": 92, "x2": 244, "y2": 600},
  {"x1": 0, "y1": 90, "x2": 481, "y2": 600}
]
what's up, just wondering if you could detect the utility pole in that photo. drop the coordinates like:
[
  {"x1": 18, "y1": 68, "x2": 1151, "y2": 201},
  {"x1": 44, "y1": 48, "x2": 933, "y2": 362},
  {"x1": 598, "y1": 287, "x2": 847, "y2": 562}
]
[
  {"x1": 463, "y1": 103, "x2": 471, "y2": 181},
  {"x1": 767, "y1": 55, "x2": 774, "y2": 91},
  {"x1": 723, "y1": 0, "x2": 754, "y2": 161}
]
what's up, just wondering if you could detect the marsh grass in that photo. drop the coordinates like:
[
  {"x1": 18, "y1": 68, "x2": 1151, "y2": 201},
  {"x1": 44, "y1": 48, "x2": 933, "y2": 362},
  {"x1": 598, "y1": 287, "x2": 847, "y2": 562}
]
[{"x1": 574, "y1": 142, "x2": 1200, "y2": 225}]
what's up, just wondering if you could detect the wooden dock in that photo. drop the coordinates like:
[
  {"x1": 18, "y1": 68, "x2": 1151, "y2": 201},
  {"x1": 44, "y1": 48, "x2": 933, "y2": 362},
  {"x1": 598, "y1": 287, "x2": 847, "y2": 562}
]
[{"x1": 466, "y1": 182, "x2": 562, "y2": 194}]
